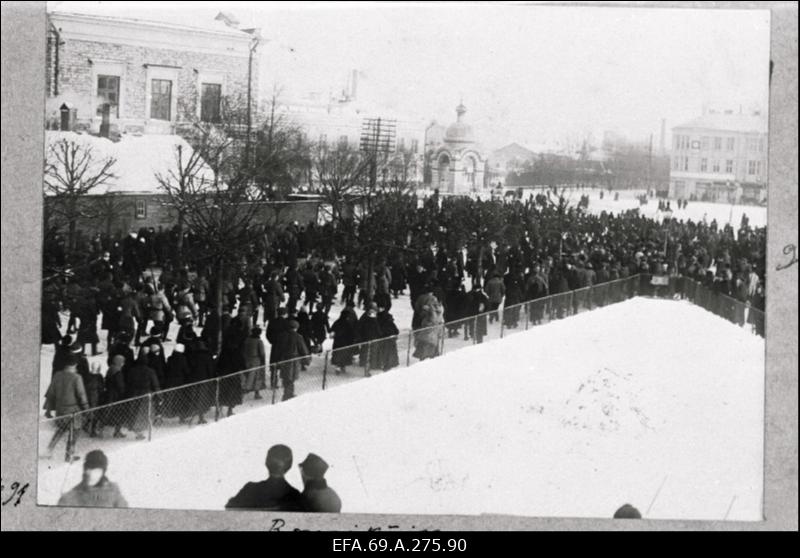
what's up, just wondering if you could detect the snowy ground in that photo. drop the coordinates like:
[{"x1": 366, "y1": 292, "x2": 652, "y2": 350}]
[
  {"x1": 566, "y1": 188, "x2": 767, "y2": 230},
  {"x1": 38, "y1": 297, "x2": 765, "y2": 521}
]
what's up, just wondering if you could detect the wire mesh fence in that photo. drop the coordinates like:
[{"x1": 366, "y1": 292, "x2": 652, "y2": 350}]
[{"x1": 39, "y1": 273, "x2": 761, "y2": 461}]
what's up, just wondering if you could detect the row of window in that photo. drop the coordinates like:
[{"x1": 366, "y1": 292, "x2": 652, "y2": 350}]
[
  {"x1": 95, "y1": 74, "x2": 222, "y2": 123},
  {"x1": 672, "y1": 156, "x2": 763, "y2": 176},
  {"x1": 673, "y1": 134, "x2": 765, "y2": 153}
]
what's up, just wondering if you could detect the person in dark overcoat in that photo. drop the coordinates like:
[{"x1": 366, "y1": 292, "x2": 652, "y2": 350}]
[
  {"x1": 124, "y1": 348, "x2": 160, "y2": 439},
  {"x1": 466, "y1": 285, "x2": 489, "y2": 344},
  {"x1": 103, "y1": 354, "x2": 127, "y2": 438},
  {"x1": 275, "y1": 320, "x2": 310, "y2": 401},
  {"x1": 187, "y1": 339, "x2": 215, "y2": 424},
  {"x1": 225, "y1": 444, "x2": 302, "y2": 511},
  {"x1": 309, "y1": 304, "x2": 330, "y2": 352},
  {"x1": 357, "y1": 303, "x2": 383, "y2": 374},
  {"x1": 164, "y1": 343, "x2": 191, "y2": 420},
  {"x1": 266, "y1": 308, "x2": 290, "y2": 388},
  {"x1": 216, "y1": 316, "x2": 248, "y2": 416},
  {"x1": 376, "y1": 307, "x2": 400, "y2": 371},
  {"x1": 41, "y1": 295, "x2": 62, "y2": 347},
  {"x1": 330, "y1": 310, "x2": 358, "y2": 373}
]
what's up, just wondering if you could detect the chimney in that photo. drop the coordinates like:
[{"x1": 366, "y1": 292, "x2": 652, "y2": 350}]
[
  {"x1": 215, "y1": 11, "x2": 240, "y2": 29},
  {"x1": 99, "y1": 103, "x2": 111, "y2": 138}
]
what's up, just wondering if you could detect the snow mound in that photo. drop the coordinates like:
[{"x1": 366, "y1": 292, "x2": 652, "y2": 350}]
[
  {"x1": 38, "y1": 297, "x2": 765, "y2": 521},
  {"x1": 560, "y1": 367, "x2": 652, "y2": 434}
]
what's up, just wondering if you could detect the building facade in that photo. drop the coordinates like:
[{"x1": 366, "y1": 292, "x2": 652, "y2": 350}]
[
  {"x1": 45, "y1": 8, "x2": 260, "y2": 136},
  {"x1": 669, "y1": 111, "x2": 768, "y2": 203},
  {"x1": 427, "y1": 103, "x2": 488, "y2": 194}
]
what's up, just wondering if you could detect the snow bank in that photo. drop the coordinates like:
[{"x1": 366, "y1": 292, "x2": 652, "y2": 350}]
[{"x1": 38, "y1": 297, "x2": 765, "y2": 521}]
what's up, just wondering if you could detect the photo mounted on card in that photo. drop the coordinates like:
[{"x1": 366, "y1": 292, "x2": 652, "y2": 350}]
[{"x1": 36, "y1": 1, "x2": 769, "y2": 522}]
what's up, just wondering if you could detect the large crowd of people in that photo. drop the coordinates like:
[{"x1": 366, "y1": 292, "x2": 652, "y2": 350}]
[{"x1": 42, "y1": 189, "x2": 767, "y2": 458}]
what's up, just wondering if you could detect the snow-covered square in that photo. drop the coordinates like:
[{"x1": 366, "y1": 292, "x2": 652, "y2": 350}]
[{"x1": 38, "y1": 297, "x2": 765, "y2": 521}]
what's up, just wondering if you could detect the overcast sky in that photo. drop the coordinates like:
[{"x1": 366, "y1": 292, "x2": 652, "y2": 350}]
[{"x1": 51, "y1": 1, "x2": 771, "y2": 150}]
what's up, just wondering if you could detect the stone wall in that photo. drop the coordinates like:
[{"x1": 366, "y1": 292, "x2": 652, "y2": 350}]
[{"x1": 47, "y1": 36, "x2": 256, "y2": 131}]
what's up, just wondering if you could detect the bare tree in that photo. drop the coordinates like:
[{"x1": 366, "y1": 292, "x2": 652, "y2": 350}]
[
  {"x1": 93, "y1": 193, "x2": 133, "y2": 238},
  {"x1": 44, "y1": 137, "x2": 117, "y2": 257},
  {"x1": 154, "y1": 142, "x2": 210, "y2": 265},
  {"x1": 157, "y1": 103, "x2": 269, "y2": 354},
  {"x1": 311, "y1": 143, "x2": 371, "y2": 225}
]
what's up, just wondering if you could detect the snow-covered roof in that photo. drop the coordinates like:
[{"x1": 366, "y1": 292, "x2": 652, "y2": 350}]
[
  {"x1": 48, "y1": 2, "x2": 254, "y2": 39},
  {"x1": 674, "y1": 112, "x2": 767, "y2": 134},
  {"x1": 45, "y1": 131, "x2": 217, "y2": 195}
]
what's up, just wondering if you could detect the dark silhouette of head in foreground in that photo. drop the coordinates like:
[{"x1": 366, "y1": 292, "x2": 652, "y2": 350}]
[{"x1": 614, "y1": 504, "x2": 642, "y2": 519}]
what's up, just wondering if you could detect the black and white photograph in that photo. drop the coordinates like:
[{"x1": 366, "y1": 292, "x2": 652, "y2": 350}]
[{"x1": 1, "y1": 0, "x2": 796, "y2": 531}]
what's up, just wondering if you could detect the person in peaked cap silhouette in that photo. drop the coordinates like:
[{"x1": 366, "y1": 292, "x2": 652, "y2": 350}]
[{"x1": 298, "y1": 453, "x2": 341, "y2": 513}]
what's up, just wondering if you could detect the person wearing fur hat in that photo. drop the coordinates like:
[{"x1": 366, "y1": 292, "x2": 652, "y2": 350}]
[
  {"x1": 58, "y1": 450, "x2": 128, "y2": 508},
  {"x1": 226, "y1": 444, "x2": 302, "y2": 511},
  {"x1": 298, "y1": 453, "x2": 341, "y2": 513}
]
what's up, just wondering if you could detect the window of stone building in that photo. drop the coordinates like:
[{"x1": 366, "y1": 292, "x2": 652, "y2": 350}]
[
  {"x1": 726, "y1": 137, "x2": 735, "y2": 151},
  {"x1": 700, "y1": 158, "x2": 708, "y2": 172},
  {"x1": 411, "y1": 138, "x2": 419, "y2": 154},
  {"x1": 725, "y1": 160, "x2": 734, "y2": 174},
  {"x1": 200, "y1": 83, "x2": 222, "y2": 123},
  {"x1": 713, "y1": 137, "x2": 722, "y2": 150},
  {"x1": 682, "y1": 156, "x2": 689, "y2": 171},
  {"x1": 135, "y1": 199, "x2": 147, "y2": 220},
  {"x1": 701, "y1": 136, "x2": 710, "y2": 150},
  {"x1": 150, "y1": 79, "x2": 172, "y2": 121},
  {"x1": 96, "y1": 75, "x2": 120, "y2": 117},
  {"x1": 748, "y1": 160, "x2": 761, "y2": 176},
  {"x1": 712, "y1": 160, "x2": 720, "y2": 172}
]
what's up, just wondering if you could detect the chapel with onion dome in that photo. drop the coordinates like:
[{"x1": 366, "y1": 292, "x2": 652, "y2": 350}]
[{"x1": 428, "y1": 101, "x2": 488, "y2": 194}]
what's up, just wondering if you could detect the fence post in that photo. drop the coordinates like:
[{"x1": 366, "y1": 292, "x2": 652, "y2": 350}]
[
  {"x1": 67, "y1": 413, "x2": 76, "y2": 462},
  {"x1": 439, "y1": 324, "x2": 446, "y2": 355},
  {"x1": 147, "y1": 394, "x2": 153, "y2": 442},
  {"x1": 524, "y1": 301, "x2": 530, "y2": 330},
  {"x1": 322, "y1": 350, "x2": 329, "y2": 390},
  {"x1": 406, "y1": 330, "x2": 413, "y2": 367},
  {"x1": 214, "y1": 378, "x2": 221, "y2": 421},
  {"x1": 364, "y1": 343, "x2": 371, "y2": 377}
]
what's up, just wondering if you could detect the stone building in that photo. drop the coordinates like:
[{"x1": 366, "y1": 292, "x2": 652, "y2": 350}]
[
  {"x1": 427, "y1": 102, "x2": 488, "y2": 194},
  {"x1": 669, "y1": 110, "x2": 768, "y2": 204},
  {"x1": 45, "y1": 6, "x2": 260, "y2": 135}
]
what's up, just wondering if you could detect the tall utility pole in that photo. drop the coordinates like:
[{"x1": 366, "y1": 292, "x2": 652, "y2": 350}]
[
  {"x1": 360, "y1": 116, "x2": 397, "y2": 191},
  {"x1": 245, "y1": 34, "x2": 260, "y2": 171}
]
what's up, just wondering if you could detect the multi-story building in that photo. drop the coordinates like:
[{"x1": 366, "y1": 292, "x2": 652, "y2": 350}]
[
  {"x1": 45, "y1": 6, "x2": 260, "y2": 135},
  {"x1": 669, "y1": 110, "x2": 768, "y2": 203}
]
